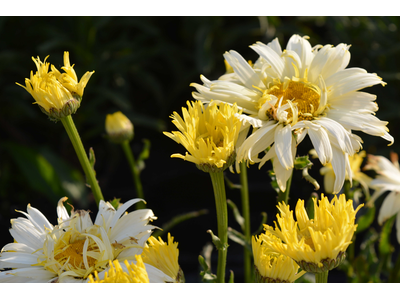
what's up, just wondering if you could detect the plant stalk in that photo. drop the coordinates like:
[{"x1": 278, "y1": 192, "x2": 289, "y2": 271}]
[
  {"x1": 121, "y1": 140, "x2": 145, "y2": 209},
  {"x1": 61, "y1": 115, "x2": 104, "y2": 206},
  {"x1": 239, "y1": 162, "x2": 251, "y2": 283},
  {"x1": 209, "y1": 171, "x2": 229, "y2": 283},
  {"x1": 315, "y1": 271, "x2": 329, "y2": 283}
]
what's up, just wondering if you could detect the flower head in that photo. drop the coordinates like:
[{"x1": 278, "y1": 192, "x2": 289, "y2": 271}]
[
  {"x1": 364, "y1": 153, "x2": 400, "y2": 243},
  {"x1": 0, "y1": 197, "x2": 172, "y2": 283},
  {"x1": 262, "y1": 194, "x2": 363, "y2": 273},
  {"x1": 141, "y1": 233, "x2": 183, "y2": 282},
  {"x1": 252, "y1": 234, "x2": 305, "y2": 283},
  {"x1": 16, "y1": 52, "x2": 94, "y2": 121},
  {"x1": 88, "y1": 256, "x2": 150, "y2": 283},
  {"x1": 105, "y1": 111, "x2": 134, "y2": 143},
  {"x1": 191, "y1": 34, "x2": 393, "y2": 192},
  {"x1": 163, "y1": 100, "x2": 242, "y2": 172}
]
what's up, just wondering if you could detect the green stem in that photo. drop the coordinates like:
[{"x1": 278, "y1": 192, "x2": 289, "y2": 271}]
[
  {"x1": 277, "y1": 171, "x2": 293, "y2": 205},
  {"x1": 209, "y1": 171, "x2": 228, "y2": 283},
  {"x1": 239, "y1": 162, "x2": 251, "y2": 283},
  {"x1": 315, "y1": 271, "x2": 329, "y2": 283},
  {"x1": 61, "y1": 115, "x2": 104, "y2": 206},
  {"x1": 121, "y1": 140, "x2": 145, "y2": 209}
]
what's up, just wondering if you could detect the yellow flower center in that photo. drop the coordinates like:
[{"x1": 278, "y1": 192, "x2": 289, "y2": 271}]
[
  {"x1": 259, "y1": 80, "x2": 321, "y2": 122},
  {"x1": 54, "y1": 238, "x2": 98, "y2": 270}
]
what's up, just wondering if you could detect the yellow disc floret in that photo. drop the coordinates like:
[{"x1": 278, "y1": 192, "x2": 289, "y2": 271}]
[{"x1": 88, "y1": 256, "x2": 150, "y2": 283}]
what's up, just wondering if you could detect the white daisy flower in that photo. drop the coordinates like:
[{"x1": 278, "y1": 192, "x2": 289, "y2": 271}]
[
  {"x1": 0, "y1": 197, "x2": 173, "y2": 283},
  {"x1": 364, "y1": 153, "x2": 400, "y2": 243},
  {"x1": 191, "y1": 34, "x2": 393, "y2": 193}
]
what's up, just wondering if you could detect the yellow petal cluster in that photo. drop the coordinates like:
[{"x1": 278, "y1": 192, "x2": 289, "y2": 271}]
[
  {"x1": 88, "y1": 256, "x2": 149, "y2": 283},
  {"x1": 51, "y1": 51, "x2": 94, "y2": 98},
  {"x1": 252, "y1": 234, "x2": 305, "y2": 283},
  {"x1": 263, "y1": 194, "x2": 363, "y2": 272},
  {"x1": 105, "y1": 111, "x2": 134, "y2": 143},
  {"x1": 16, "y1": 52, "x2": 94, "y2": 119},
  {"x1": 141, "y1": 233, "x2": 182, "y2": 282},
  {"x1": 164, "y1": 100, "x2": 242, "y2": 171}
]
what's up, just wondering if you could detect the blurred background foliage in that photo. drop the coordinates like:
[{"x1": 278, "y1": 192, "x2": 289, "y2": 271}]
[{"x1": 1, "y1": 16, "x2": 400, "y2": 282}]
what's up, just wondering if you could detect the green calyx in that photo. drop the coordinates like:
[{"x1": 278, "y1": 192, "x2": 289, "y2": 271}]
[
  {"x1": 40, "y1": 96, "x2": 81, "y2": 122},
  {"x1": 254, "y1": 265, "x2": 290, "y2": 283},
  {"x1": 196, "y1": 152, "x2": 236, "y2": 173},
  {"x1": 296, "y1": 251, "x2": 346, "y2": 273}
]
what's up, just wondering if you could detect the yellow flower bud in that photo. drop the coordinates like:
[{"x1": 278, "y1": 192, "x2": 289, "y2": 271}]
[
  {"x1": 16, "y1": 52, "x2": 94, "y2": 121},
  {"x1": 105, "y1": 111, "x2": 134, "y2": 143}
]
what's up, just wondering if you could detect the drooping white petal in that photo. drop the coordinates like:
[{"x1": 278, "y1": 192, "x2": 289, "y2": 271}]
[
  {"x1": 274, "y1": 123, "x2": 294, "y2": 170},
  {"x1": 304, "y1": 121, "x2": 332, "y2": 166},
  {"x1": 378, "y1": 191, "x2": 400, "y2": 225},
  {"x1": 330, "y1": 145, "x2": 347, "y2": 194}
]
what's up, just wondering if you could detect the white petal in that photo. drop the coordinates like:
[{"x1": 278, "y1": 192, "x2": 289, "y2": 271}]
[
  {"x1": 274, "y1": 123, "x2": 294, "y2": 169},
  {"x1": 250, "y1": 41, "x2": 284, "y2": 76},
  {"x1": 286, "y1": 34, "x2": 313, "y2": 77},
  {"x1": 223, "y1": 50, "x2": 266, "y2": 90},
  {"x1": 305, "y1": 121, "x2": 332, "y2": 166},
  {"x1": 330, "y1": 145, "x2": 347, "y2": 194},
  {"x1": 109, "y1": 198, "x2": 144, "y2": 230},
  {"x1": 378, "y1": 191, "x2": 400, "y2": 225}
]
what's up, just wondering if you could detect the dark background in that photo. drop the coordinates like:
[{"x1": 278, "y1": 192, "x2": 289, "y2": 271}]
[{"x1": 1, "y1": 16, "x2": 400, "y2": 282}]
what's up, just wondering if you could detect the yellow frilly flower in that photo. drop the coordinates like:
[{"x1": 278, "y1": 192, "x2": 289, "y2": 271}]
[
  {"x1": 88, "y1": 256, "x2": 149, "y2": 283},
  {"x1": 105, "y1": 111, "x2": 134, "y2": 143},
  {"x1": 252, "y1": 234, "x2": 305, "y2": 283},
  {"x1": 141, "y1": 233, "x2": 183, "y2": 282},
  {"x1": 164, "y1": 100, "x2": 242, "y2": 172},
  {"x1": 16, "y1": 52, "x2": 94, "y2": 121},
  {"x1": 262, "y1": 194, "x2": 363, "y2": 273}
]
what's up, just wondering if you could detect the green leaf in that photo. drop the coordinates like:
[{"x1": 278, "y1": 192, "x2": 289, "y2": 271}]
[
  {"x1": 228, "y1": 270, "x2": 234, "y2": 283},
  {"x1": 294, "y1": 155, "x2": 313, "y2": 170},
  {"x1": 224, "y1": 174, "x2": 241, "y2": 189},
  {"x1": 379, "y1": 215, "x2": 395, "y2": 256},
  {"x1": 109, "y1": 197, "x2": 121, "y2": 210},
  {"x1": 252, "y1": 212, "x2": 267, "y2": 236},
  {"x1": 356, "y1": 206, "x2": 376, "y2": 233},
  {"x1": 88, "y1": 147, "x2": 96, "y2": 169},
  {"x1": 227, "y1": 227, "x2": 251, "y2": 252},
  {"x1": 152, "y1": 209, "x2": 208, "y2": 238},
  {"x1": 3, "y1": 142, "x2": 64, "y2": 204},
  {"x1": 227, "y1": 199, "x2": 244, "y2": 231},
  {"x1": 136, "y1": 139, "x2": 151, "y2": 173},
  {"x1": 198, "y1": 255, "x2": 217, "y2": 283},
  {"x1": 207, "y1": 229, "x2": 226, "y2": 250}
]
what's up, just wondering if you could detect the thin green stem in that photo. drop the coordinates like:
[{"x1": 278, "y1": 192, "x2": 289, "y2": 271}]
[
  {"x1": 315, "y1": 271, "x2": 329, "y2": 283},
  {"x1": 61, "y1": 115, "x2": 104, "y2": 206},
  {"x1": 121, "y1": 140, "x2": 145, "y2": 209},
  {"x1": 277, "y1": 171, "x2": 293, "y2": 205},
  {"x1": 209, "y1": 171, "x2": 228, "y2": 283},
  {"x1": 239, "y1": 162, "x2": 251, "y2": 283}
]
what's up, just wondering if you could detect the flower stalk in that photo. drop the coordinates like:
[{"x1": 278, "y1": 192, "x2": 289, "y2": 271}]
[
  {"x1": 315, "y1": 271, "x2": 329, "y2": 283},
  {"x1": 121, "y1": 140, "x2": 145, "y2": 209},
  {"x1": 239, "y1": 162, "x2": 252, "y2": 282},
  {"x1": 209, "y1": 171, "x2": 229, "y2": 283},
  {"x1": 60, "y1": 115, "x2": 104, "y2": 205}
]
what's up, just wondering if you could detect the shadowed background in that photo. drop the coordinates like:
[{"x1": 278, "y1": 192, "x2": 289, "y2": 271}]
[{"x1": 1, "y1": 16, "x2": 400, "y2": 282}]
